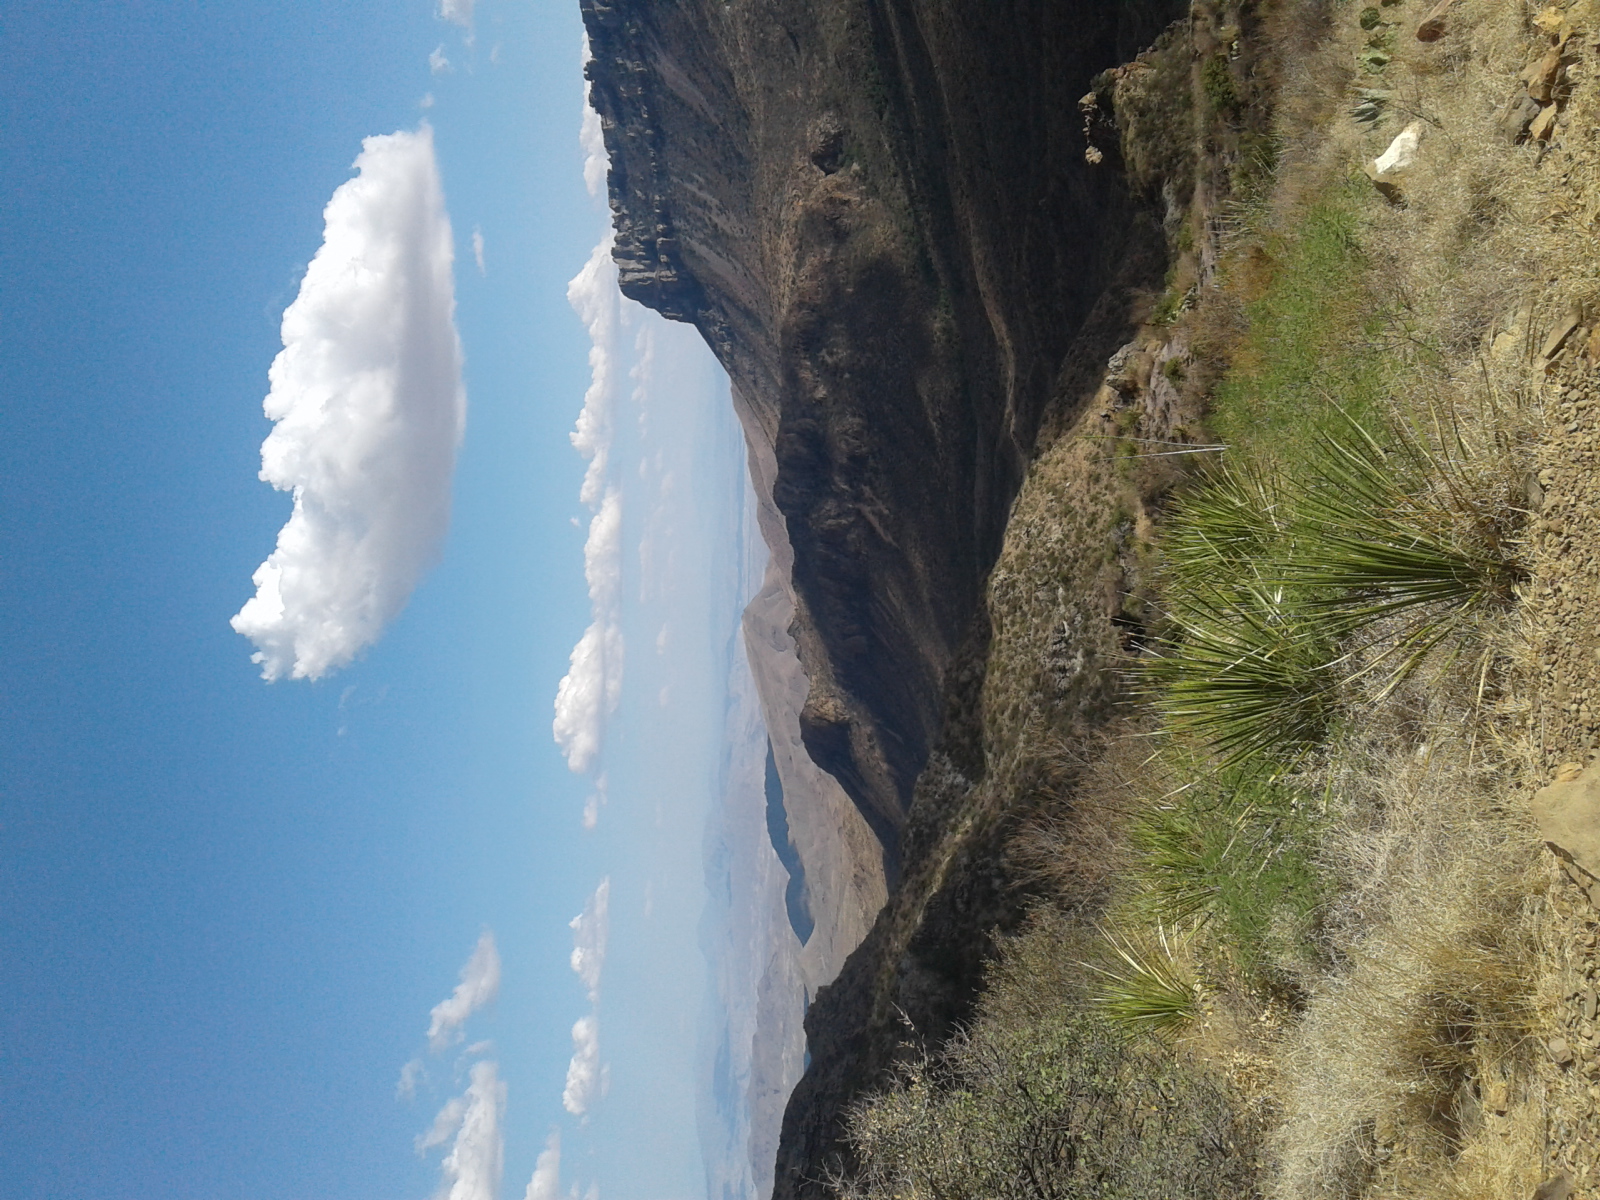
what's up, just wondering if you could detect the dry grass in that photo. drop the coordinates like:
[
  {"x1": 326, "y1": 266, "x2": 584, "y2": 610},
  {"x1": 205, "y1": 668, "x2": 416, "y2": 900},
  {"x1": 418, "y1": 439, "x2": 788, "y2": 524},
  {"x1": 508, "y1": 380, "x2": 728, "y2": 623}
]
[{"x1": 1272, "y1": 735, "x2": 1543, "y2": 1199}]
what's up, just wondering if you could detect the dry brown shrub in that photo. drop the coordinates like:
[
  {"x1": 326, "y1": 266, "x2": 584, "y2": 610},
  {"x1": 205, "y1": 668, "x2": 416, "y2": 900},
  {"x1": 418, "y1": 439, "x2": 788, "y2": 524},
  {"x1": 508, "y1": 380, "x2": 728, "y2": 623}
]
[{"x1": 1009, "y1": 725, "x2": 1154, "y2": 916}]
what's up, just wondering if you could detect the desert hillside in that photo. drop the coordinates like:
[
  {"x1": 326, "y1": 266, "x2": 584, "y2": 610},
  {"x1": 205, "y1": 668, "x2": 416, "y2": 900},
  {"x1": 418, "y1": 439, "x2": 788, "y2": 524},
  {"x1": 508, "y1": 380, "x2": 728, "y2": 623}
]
[{"x1": 588, "y1": 0, "x2": 1600, "y2": 1194}]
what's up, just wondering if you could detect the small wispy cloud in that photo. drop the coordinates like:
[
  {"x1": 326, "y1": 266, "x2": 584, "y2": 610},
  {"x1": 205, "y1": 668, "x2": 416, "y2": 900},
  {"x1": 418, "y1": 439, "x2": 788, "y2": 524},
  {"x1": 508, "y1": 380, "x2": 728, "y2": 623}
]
[
  {"x1": 397, "y1": 1057, "x2": 426, "y2": 1101},
  {"x1": 471, "y1": 226, "x2": 485, "y2": 275},
  {"x1": 231, "y1": 125, "x2": 464, "y2": 682},
  {"x1": 416, "y1": 1094, "x2": 467, "y2": 1155},
  {"x1": 561, "y1": 1015, "x2": 601, "y2": 1116},
  {"x1": 522, "y1": 1129, "x2": 561, "y2": 1200},
  {"x1": 430, "y1": 45, "x2": 453, "y2": 74},
  {"x1": 438, "y1": 0, "x2": 474, "y2": 28},
  {"x1": 427, "y1": 931, "x2": 501, "y2": 1053},
  {"x1": 569, "y1": 877, "x2": 610, "y2": 1003},
  {"x1": 437, "y1": 1060, "x2": 505, "y2": 1200}
]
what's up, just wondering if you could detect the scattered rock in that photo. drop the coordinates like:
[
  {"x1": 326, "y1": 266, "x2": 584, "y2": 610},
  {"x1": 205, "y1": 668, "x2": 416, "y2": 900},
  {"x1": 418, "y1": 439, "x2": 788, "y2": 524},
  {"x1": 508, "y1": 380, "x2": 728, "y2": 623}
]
[
  {"x1": 1586, "y1": 325, "x2": 1600, "y2": 366},
  {"x1": 1584, "y1": 987, "x2": 1596, "y2": 1022},
  {"x1": 1550, "y1": 1037, "x2": 1576, "y2": 1067},
  {"x1": 1544, "y1": 310, "x2": 1582, "y2": 360},
  {"x1": 1365, "y1": 120, "x2": 1426, "y2": 201},
  {"x1": 1352, "y1": 87, "x2": 1391, "y2": 125},
  {"x1": 1533, "y1": 762, "x2": 1600, "y2": 877},
  {"x1": 1534, "y1": 6, "x2": 1567, "y2": 36},
  {"x1": 1524, "y1": 44, "x2": 1566, "y2": 103},
  {"x1": 1534, "y1": 1175, "x2": 1573, "y2": 1200},
  {"x1": 1500, "y1": 92, "x2": 1545, "y2": 142},
  {"x1": 1415, "y1": 0, "x2": 1459, "y2": 41},
  {"x1": 1531, "y1": 101, "x2": 1561, "y2": 143}
]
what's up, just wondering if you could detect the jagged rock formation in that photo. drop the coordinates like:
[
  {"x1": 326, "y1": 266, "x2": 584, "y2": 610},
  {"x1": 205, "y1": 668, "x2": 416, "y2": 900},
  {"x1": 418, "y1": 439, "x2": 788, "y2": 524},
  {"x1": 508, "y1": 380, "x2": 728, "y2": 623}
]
[{"x1": 582, "y1": 0, "x2": 1183, "y2": 870}]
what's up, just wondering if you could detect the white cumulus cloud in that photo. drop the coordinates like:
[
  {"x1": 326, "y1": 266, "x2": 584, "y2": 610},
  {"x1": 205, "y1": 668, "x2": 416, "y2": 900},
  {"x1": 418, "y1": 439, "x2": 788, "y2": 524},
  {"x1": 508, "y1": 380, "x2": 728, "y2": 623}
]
[
  {"x1": 522, "y1": 1129, "x2": 561, "y2": 1200},
  {"x1": 569, "y1": 877, "x2": 610, "y2": 1003},
  {"x1": 439, "y1": 0, "x2": 474, "y2": 27},
  {"x1": 552, "y1": 232, "x2": 628, "y2": 774},
  {"x1": 562, "y1": 1015, "x2": 601, "y2": 1116},
  {"x1": 438, "y1": 1060, "x2": 505, "y2": 1200},
  {"x1": 580, "y1": 64, "x2": 606, "y2": 200},
  {"x1": 428, "y1": 931, "x2": 501, "y2": 1053},
  {"x1": 231, "y1": 125, "x2": 464, "y2": 682}
]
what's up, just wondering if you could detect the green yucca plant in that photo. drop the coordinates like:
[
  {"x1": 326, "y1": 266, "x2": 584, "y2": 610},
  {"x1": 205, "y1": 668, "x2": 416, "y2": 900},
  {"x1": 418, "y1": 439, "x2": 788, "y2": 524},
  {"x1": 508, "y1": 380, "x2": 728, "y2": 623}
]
[
  {"x1": 1288, "y1": 411, "x2": 1527, "y2": 695},
  {"x1": 1086, "y1": 923, "x2": 1200, "y2": 1035},
  {"x1": 1151, "y1": 580, "x2": 1341, "y2": 767}
]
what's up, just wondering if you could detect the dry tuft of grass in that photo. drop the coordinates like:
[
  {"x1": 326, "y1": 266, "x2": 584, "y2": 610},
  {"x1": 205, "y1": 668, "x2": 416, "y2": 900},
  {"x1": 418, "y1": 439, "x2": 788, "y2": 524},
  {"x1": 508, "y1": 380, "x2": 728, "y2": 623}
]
[{"x1": 1272, "y1": 737, "x2": 1542, "y2": 1198}]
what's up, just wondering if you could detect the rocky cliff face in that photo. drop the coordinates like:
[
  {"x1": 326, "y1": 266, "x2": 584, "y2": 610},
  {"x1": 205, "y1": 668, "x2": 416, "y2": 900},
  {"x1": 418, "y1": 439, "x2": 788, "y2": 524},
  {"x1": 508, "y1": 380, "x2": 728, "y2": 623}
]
[{"x1": 581, "y1": 0, "x2": 1183, "y2": 872}]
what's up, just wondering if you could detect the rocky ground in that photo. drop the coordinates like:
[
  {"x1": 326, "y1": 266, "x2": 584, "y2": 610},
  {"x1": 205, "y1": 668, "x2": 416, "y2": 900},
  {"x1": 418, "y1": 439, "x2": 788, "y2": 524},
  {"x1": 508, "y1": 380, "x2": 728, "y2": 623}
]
[{"x1": 1524, "y1": 343, "x2": 1600, "y2": 1194}]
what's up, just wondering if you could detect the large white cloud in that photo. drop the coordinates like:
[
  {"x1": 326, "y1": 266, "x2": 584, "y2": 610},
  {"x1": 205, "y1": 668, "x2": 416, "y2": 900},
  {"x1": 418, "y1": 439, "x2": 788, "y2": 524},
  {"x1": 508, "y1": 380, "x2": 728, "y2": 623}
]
[
  {"x1": 561, "y1": 1015, "x2": 601, "y2": 1116},
  {"x1": 438, "y1": 1061, "x2": 505, "y2": 1200},
  {"x1": 569, "y1": 877, "x2": 610, "y2": 1003},
  {"x1": 428, "y1": 931, "x2": 501, "y2": 1052},
  {"x1": 552, "y1": 233, "x2": 626, "y2": 773},
  {"x1": 522, "y1": 1129, "x2": 561, "y2": 1200},
  {"x1": 232, "y1": 125, "x2": 465, "y2": 682}
]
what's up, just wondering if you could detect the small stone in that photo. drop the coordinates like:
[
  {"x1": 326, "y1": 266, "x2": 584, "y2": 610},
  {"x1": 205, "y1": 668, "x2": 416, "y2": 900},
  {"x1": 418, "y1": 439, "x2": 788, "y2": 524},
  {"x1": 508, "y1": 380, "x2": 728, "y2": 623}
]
[
  {"x1": 1531, "y1": 101, "x2": 1561, "y2": 143},
  {"x1": 1534, "y1": 6, "x2": 1567, "y2": 35},
  {"x1": 1546, "y1": 310, "x2": 1583, "y2": 359},
  {"x1": 1365, "y1": 120, "x2": 1426, "y2": 201},
  {"x1": 1535, "y1": 1175, "x2": 1573, "y2": 1200},
  {"x1": 1525, "y1": 44, "x2": 1566, "y2": 102},
  {"x1": 1536, "y1": 766, "x2": 1600, "y2": 883},
  {"x1": 1552, "y1": 1037, "x2": 1577, "y2": 1066}
]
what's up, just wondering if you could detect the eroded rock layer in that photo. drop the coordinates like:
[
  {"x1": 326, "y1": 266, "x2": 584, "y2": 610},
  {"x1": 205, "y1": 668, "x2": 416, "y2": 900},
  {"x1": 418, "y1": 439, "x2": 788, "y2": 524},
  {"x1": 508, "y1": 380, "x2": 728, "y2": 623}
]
[{"x1": 581, "y1": 0, "x2": 1182, "y2": 871}]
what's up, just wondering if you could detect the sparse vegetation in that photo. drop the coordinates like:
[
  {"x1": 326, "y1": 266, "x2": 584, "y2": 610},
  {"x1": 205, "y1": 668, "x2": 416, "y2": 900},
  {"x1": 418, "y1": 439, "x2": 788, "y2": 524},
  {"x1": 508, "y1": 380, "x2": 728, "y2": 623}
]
[
  {"x1": 839, "y1": 918, "x2": 1260, "y2": 1200},
  {"x1": 839, "y1": 0, "x2": 1600, "y2": 1193}
]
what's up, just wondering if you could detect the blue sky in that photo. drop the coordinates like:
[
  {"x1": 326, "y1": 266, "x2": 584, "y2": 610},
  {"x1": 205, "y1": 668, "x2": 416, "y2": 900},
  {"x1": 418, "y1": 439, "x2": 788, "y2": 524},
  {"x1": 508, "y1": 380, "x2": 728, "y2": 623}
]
[{"x1": 0, "y1": 3, "x2": 752, "y2": 1198}]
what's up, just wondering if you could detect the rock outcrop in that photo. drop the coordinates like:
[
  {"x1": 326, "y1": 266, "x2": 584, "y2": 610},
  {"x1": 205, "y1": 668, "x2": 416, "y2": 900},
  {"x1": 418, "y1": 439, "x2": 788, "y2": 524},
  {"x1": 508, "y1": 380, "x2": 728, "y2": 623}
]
[{"x1": 581, "y1": 0, "x2": 1183, "y2": 873}]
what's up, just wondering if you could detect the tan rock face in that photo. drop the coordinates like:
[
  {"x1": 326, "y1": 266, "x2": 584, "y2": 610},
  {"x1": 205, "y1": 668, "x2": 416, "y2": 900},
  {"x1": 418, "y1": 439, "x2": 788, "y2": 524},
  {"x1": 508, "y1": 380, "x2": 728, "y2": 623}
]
[{"x1": 1532, "y1": 761, "x2": 1600, "y2": 878}]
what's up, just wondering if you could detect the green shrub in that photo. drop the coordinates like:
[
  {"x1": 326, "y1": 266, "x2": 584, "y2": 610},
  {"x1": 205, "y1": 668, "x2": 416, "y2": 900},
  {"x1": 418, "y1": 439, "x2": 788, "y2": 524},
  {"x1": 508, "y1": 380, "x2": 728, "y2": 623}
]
[
  {"x1": 1202, "y1": 54, "x2": 1239, "y2": 115},
  {"x1": 843, "y1": 1010, "x2": 1259, "y2": 1200}
]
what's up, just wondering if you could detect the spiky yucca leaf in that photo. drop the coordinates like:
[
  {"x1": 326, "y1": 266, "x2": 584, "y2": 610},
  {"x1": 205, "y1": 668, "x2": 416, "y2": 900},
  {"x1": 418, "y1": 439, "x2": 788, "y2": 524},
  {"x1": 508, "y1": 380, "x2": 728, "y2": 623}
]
[
  {"x1": 1288, "y1": 412, "x2": 1527, "y2": 697},
  {"x1": 1151, "y1": 581, "x2": 1340, "y2": 767},
  {"x1": 1293, "y1": 419, "x2": 1523, "y2": 619},
  {"x1": 1086, "y1": 924, "x2": 1200, "y2": 1035},
  {"x1": 1160, "y1": 459, "x2": 1291, "y2": 590}
]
